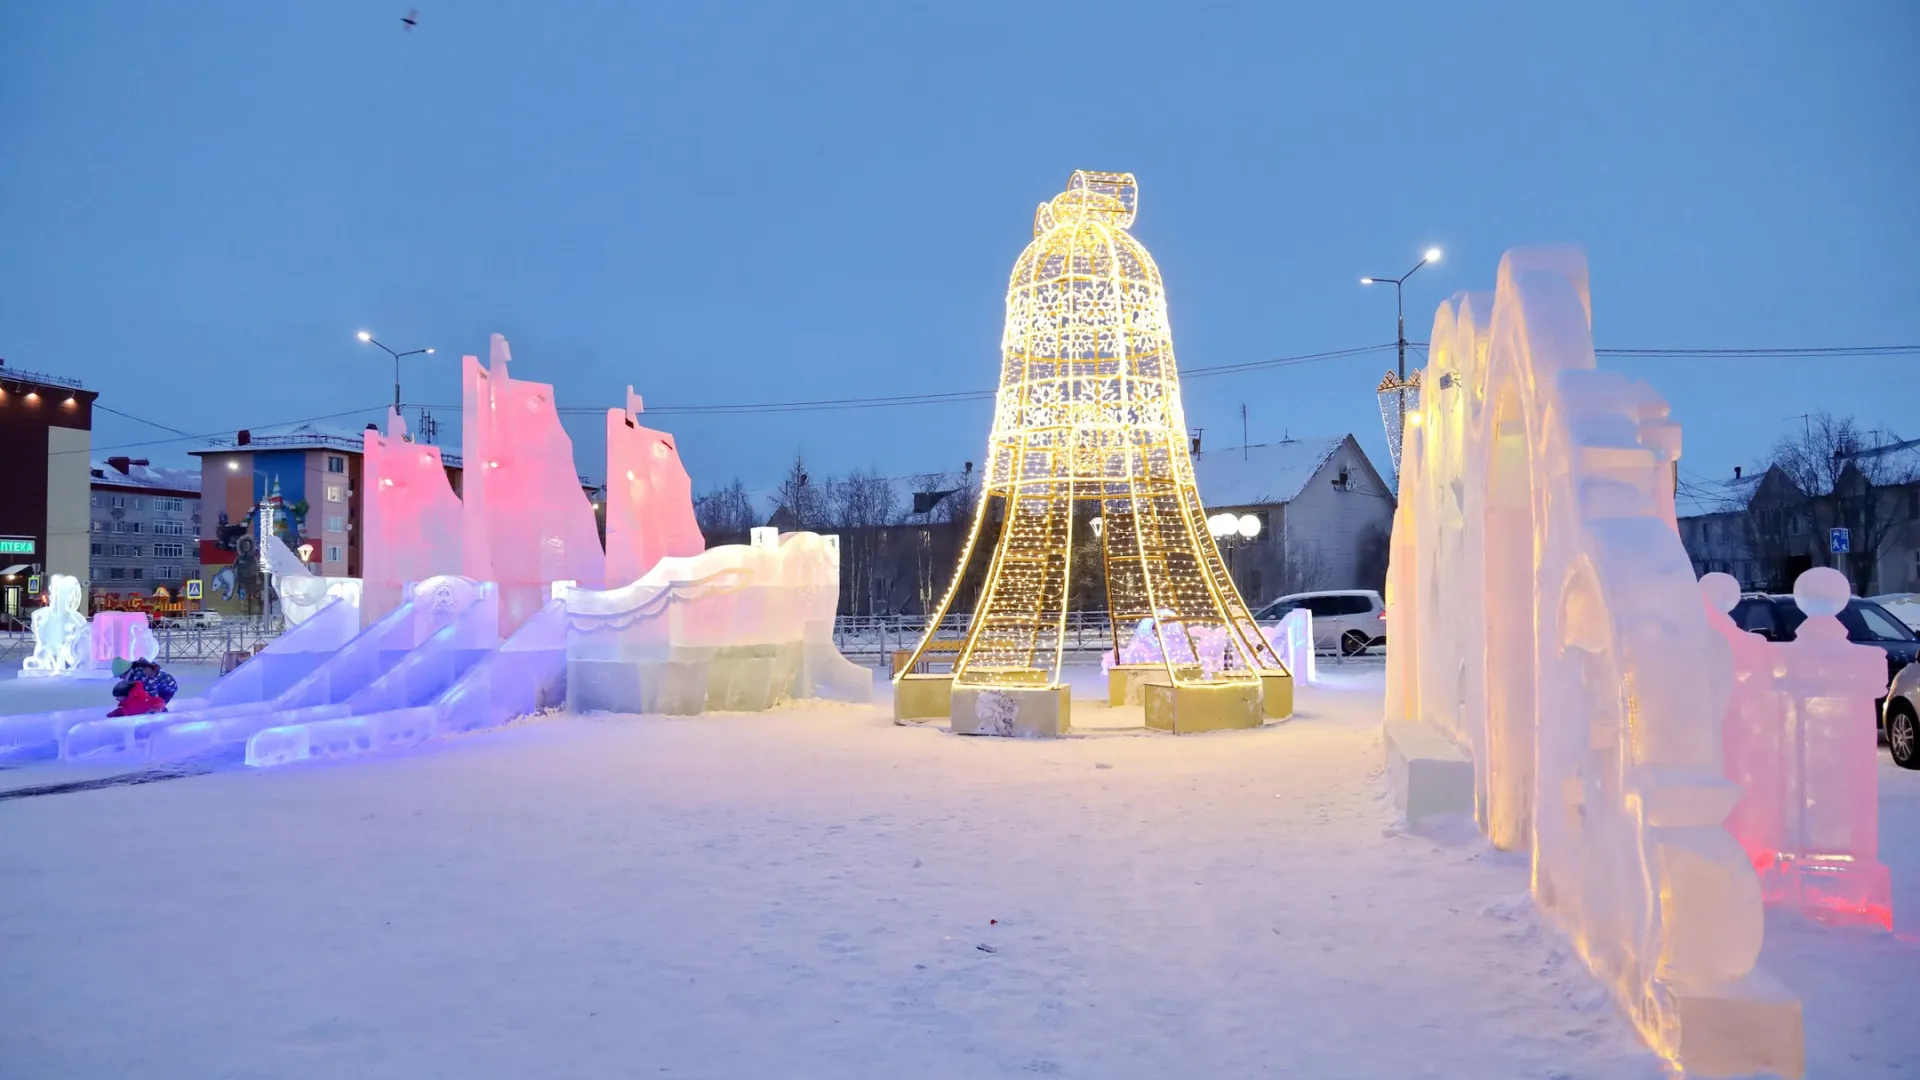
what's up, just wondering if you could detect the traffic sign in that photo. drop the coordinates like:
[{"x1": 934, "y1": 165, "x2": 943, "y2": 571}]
[
  {"x1": 26, "y1": 574, "x2": 40, "y2": 594},
  {"x1": 1830, "y1": 527, "x2": 1851, "y2": 554},
  {"x1": 184, "y1": 579, "x2": 203, "y2": 600}
]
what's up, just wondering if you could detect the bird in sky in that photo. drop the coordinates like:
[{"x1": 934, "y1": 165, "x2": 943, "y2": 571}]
[{"x1": 402, "y1": 9, "x2": 418, "y2": 32}]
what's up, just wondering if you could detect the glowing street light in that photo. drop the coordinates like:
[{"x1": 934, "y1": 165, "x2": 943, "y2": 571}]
[
  {"x1": 356, "y1": 331, "x2": 436, "y2": 410},
  {"x1": 1362, "y1": 247, "x2": 1445, "y2": 474}
]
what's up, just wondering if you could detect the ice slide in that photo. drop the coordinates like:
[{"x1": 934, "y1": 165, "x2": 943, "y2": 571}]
[{"x1": 5, "y1": 576, "x2": 560, "y2": 770}]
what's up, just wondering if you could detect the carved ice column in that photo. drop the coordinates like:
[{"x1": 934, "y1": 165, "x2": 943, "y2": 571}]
[
  {"x1": 1701, "y1": 573, "x2": 1790, "y2": 873},
  {"x1": 1770, "y1": 568, "x2": 1894, "y2": 928}
]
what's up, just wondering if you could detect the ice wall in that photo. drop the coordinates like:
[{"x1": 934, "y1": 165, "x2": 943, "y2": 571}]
[
  {"x1": 605, "y1": 386, "x2": 705, "y2": 587},
  {"x1": 566, "y1": 528, "x2": 871, "y2": 715},
  {"x1": 1384, "y1": 248, "x2": 1801, "y2": 1078},
  {"x1": 462, "y1": 334, "x2": 604, "y2": 632},
  {"x1": 361, "y1": 408, "x2": 462, "y2": 624}
]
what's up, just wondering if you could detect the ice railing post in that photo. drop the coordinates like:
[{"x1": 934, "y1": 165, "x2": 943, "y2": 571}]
[{"x1": 1774, "y1": 568, "x2": 1893, "y2": 927}]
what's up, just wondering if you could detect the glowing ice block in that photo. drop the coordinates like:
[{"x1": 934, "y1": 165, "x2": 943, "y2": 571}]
[
  {"x1": 566, "y1": 529, "x2": 870, "y2": 715},
  {"x1": 605, "y1": 387, "x2": 705, "y2": 588},
  {"x1": 1708, "y1": 569, "x2": 1892, "y2": 928},
  {"x1": 1262, "y1": 610, "x2": 1316, "y2": 684},
  {"x1": 1385, "y1": 248, "x2": 1801, "y2": 1078},
  {"x1": 462, "y1": 335, "x2": 604, "y2": 632},
  {"x1": 361, "y1": 408, "x2": 463, "y2": 625},
  {"x1": 19, "y1": 575, "x2": 92, "y2": 679}
]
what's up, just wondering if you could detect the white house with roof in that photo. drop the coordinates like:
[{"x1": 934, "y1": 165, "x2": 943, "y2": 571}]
[{"x1": 1187, "y1": 434, "x2": 1396, "y2": 604}]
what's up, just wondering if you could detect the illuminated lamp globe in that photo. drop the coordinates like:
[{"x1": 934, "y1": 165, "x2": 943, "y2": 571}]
[
  {"x1": 357, "y1": 330, "x2": 372, "y2": 342},
  {"x1": 1237, "y1": 514, "x2": 1261, "y2": 539},
  {"x1": 1424, "y1": 247, "x2": 1443, "y2": 263}
]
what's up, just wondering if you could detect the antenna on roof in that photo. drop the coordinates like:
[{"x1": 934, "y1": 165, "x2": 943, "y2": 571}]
[{"x1": 1241, "y1": 403, "x2": 1248, "y2": 461}]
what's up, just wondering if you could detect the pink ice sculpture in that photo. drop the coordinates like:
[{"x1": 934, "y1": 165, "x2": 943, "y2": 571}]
[
  {"x1": 605, "y1": 386, "x2": 705, "y2": 587},
  {"x1": 90, "y1": 612, "x2": 158, "y2": 667},
  {"x1": 361, "y1": 408, "x2": 464, "y2": 624},
  {"x1": 462, "y1": 334, "x2": 605, "y2": 631},
  {"x1": 1706, "y1": 568, "x2": 1893, "y2": 929}
]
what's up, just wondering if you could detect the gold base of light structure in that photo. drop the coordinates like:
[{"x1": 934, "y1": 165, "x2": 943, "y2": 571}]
[{"x1": 897, "y1": 171, "x2": 1284, "y2": 702}]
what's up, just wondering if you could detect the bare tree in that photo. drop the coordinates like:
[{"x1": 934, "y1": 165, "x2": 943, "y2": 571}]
[
  {"x1": 769, "y1": 451, "x2": 822, "y2": 531},
  {"x1": 1354, "y1": 521, "x2": 1391, "y2": 592},
  {"x1": 1765, "y1": 413, "x2": 1917, "y2": 593},
  {"x1": 824, "y1": 467, "x2": 900, "y2": 615},
  {"x1": 1277, "y1": 535, "x2": 1330, "y2": 596},
  {"x1": 693, "y1": 478, "x2": 757, "y2": 542}
]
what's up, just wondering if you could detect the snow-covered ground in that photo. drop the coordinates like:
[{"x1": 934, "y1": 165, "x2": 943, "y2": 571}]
[{"x1": 1, "y1": 661, "x2": 1915, "y2": 1079}]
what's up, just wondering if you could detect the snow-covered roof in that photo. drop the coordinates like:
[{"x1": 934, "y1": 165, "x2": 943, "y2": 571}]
[
  {"x1": 1674, "y1": 472, "x2": 1761, "y2": 519},
  {"x1": 1191, "y1": 436, "x2": 1346, "y2": 508},
  {"x1": 90, "y1": 458, "x2": 200, "y2": 495}
]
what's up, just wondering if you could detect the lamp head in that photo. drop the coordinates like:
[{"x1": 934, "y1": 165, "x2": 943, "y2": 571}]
[
  {"x1": 1360, "y1": 277, "x2": 1375, "y2": 286},
  {"x1": 356, "y1": 331, "x2": 372, "y2": 342},
  {"x1": 1423, "y1": 247, "x2": 1443, "y2": 263}
]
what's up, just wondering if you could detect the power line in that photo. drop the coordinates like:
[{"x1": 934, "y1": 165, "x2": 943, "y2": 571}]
[
  {"x1": 59, "y1": 404, "x2": 389, "y2": 456},
  {"x1": 1403, "y1": 343, "x2": 1918, "y2": 358},
  {"x1": 423, "y1": 343, "x2": 1401, "y2": 418}
]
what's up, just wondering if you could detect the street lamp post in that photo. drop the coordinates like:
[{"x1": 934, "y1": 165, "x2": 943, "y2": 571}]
[
  {"x1": 356, "y1": 331, "x2": 436, "y2": 412},
  {"x1": 1361, "y1": 247, "x2": 1443, "y2": 397}
]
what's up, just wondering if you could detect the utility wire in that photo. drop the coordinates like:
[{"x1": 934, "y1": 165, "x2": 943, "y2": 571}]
[{"x1": 59, "y1": 405, "x2": 389, "y2": 456}]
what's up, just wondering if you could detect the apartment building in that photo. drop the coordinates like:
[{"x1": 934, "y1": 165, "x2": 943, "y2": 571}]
[
  {"x1": 0, "y1": 359, "x2": 96, "y2": 616},
  {"x1": 87, "y1": 456, "x2": 202, "y2": 608}
]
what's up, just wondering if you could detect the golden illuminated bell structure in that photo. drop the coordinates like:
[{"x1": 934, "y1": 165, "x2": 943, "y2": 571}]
[{"x1": 898, "y1": 171, "x2": 1284, "y2": 729}]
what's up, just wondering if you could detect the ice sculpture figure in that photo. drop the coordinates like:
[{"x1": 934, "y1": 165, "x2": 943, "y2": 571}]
[
  {"x1": 463, "y1": 334, "x2": 604, "y2": 632},
  {"x1": 263, "y1": 533, "x2": 363, "y2": 626},
  {"x1": 20, "y1": 575, "x2": 91, "y2": 678},
  {"x1": 606, "y1": 387, "x2": 705, "y2": 588},
  {"x1": 566, "y1": 528, "x2": 871, "y2": 715},
  {"x1": 1705, "y1": 569, "x2": 1893, "y2": 928},
  {"x1": 360, "y1": 407, "x2": 460, "y2": 624},
  {"x1": 1385, "y1": 248, "x2": 1802, "y2": 1077}
]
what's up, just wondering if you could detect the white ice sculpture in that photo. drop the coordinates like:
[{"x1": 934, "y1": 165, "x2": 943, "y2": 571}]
[
  {"x1": 263, "y1": 534, "x2": 363, "y2": 626},
  {"x1": 564, "y1": 529, "x2": 872, "y2": 715},
  {"x1": 20, "y1": 575, "x2": 92, "y2": 678},
  {"x1": 1384, "y1": 248, "x2": 1802, "y2": 1078}
]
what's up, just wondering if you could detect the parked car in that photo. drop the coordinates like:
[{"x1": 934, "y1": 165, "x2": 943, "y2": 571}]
[
  {"x1": 1885, "y1": 662, "x2": 1919, "y2": 770},
  {"x1": 1870, "y1": 593, "x2": 1920, "y2": 634},
  {"x1": 156, "y1": 610, "x2": 223, "y2": 629},
  {"x1": 1727, "y1": 593, "x2": 1920, "y2": 766},
  {"x1": 1253, "y1": 590, "x2": 1385, "y2": 655}
]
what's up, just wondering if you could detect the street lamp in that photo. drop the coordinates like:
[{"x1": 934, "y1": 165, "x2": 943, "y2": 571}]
[
  {"x1": 1361, "y1": 246, "x2": 1442, "y2": 390},
  {"x1": 356, "y1": 331, "x2": 436, "y2": 411}
]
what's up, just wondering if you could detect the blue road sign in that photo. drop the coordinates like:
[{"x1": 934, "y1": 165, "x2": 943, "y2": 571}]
[{"x1": 1830, "y1": 527, "x2": 1851, "y2": 554}]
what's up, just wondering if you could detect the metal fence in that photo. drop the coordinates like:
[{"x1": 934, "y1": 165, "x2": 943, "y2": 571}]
[
  {"x1": 830, "y1": 611, "x2": 1124, "y2": 663},
  {"x1": 0, "y1": 621, "x2": 285, "y2": 667},
  {"x1": 828, "y1": 612, "x2": 1386, "y2": 666}
]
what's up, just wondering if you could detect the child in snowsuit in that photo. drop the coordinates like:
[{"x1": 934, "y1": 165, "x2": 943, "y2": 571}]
[{"x1": 109, "y1": 660, "x2": 178, "y2": 717}]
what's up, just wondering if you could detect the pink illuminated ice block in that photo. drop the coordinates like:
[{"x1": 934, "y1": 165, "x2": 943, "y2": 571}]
[
  {"x1": 605, "y1": 386, "x2": 704, "y2": 587},
  {"x1": 461, "y1": 334, "x2": 604, "y2": 631},
  {"x1": 89, "y1": 612, "x2": 157, "y2": 667},
  {"x1": 1711, "y1": 569, "x2": 1894, "y2": 929},
  {"x1": 362, "y1": 408, "x2": 464, "y2": 624}
]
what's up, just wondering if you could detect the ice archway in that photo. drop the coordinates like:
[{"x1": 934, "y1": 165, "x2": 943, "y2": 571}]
[{"x1": 1384, "y1": 248, "x2": 1801, "y2": 1078}]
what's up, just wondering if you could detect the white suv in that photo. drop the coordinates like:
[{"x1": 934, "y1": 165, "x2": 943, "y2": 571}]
[{"x1": 1254, "y1": 590, "x2": 1386, "y2": 655}]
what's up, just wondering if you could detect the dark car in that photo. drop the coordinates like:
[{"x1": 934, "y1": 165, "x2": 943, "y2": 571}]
[{"x1": 1728, "y1": 593, "x2": 1920, "y2": 741}]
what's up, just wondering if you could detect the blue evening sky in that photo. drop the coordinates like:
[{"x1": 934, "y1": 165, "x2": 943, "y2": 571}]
[{"x1": 3, "y1": 2, "x2": 1915, "y2": 494}]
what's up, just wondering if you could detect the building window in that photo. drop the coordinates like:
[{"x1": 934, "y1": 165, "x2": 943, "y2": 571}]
[
  {"x1": 130, "y1": 568, "x2": 143, "y2": 580},
  {"x1": 326, "y1": 544, "x2": 344, "y2": 562},
  {"x1": 132, "y1": 497, "x2": 143, "y2": 510},
  {"x1": 154, "y1": 543, "x2": 185, "y2": 558},
  {"x1": 90, "y1": 543, "x2": 102, "y2": 556},
  {"x1": 109, "y1": 568, "x2": 125, "y2": 580},
  {"x1": 109, "y1": 495, "x2": 125, "y2": 509},
  {"x1": 326, "y1": 485, "x2": 345, "y2": 503},
  {"x1": 324, "y1": 514, "x2": 345, "y2": 533},
  {"x1": 121, "y1": 521, "x2": 141, "y2": 533},
  {"x1": 327, "y1": 455, "x2": 347, "y2": 474},
  {"x1": 90, "y1": 494, "x2": 100, "y2": 507}
]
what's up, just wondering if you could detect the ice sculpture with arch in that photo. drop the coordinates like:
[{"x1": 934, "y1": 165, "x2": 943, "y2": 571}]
[{"x1": 1384, "y1": 248, "x2": 1802, "y2": 1078}]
